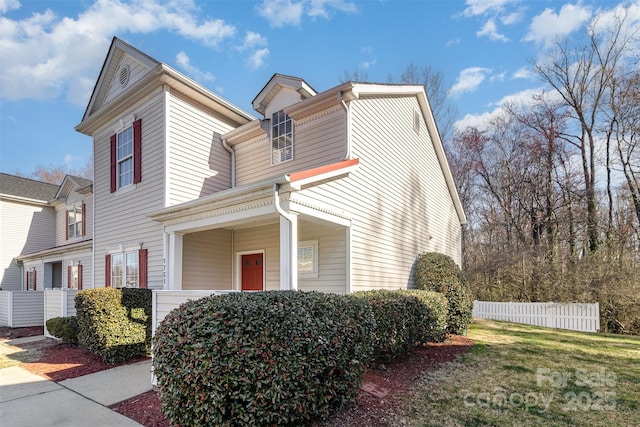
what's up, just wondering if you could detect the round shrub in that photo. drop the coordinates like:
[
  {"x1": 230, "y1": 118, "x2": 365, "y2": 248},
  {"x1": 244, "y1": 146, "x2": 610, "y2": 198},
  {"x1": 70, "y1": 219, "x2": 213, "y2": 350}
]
[
  {"x1": 351, "y1": 290, "x2": 428, "y2": 362},
  {"x1": 153, "y1": 291, "x2": 375, "y2": 426},
  {"x1": 46, "y1": 316, "x2": 79, "y2": 345},
  {"x1": 397, "y1": 290, "x2": 449, "y2": 343},
  {"x1": 415, "y1": 252, "x2": 473, "y2": 335}
]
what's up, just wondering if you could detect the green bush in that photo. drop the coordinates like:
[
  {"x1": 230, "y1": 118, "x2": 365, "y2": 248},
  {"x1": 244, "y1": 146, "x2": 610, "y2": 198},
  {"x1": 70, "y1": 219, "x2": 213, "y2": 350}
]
[
  {"x1": 153, "y1": 291, "x2": 374, "y2": 426},
  {"x1": 398, "y1": 290, "x2": 449, "y2": 343},
  {"x1": 351, "y1": 290, "x2": 429, "y2": 362},
  {"x1": 46, "y1": 316, "x2": 79, "y2": 345},
  {"x1": 75, "y1": 288, "x2": 152, "y2": 364},
  {"x1": 415, "y1": 252, "x2": 473, "y2": 334}
]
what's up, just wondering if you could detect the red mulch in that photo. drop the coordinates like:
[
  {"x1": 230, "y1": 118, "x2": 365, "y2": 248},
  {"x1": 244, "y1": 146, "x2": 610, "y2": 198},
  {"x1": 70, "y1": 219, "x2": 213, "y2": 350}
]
[{"x1": 6, "y1": 326, "x2": 472, "y2": 427}]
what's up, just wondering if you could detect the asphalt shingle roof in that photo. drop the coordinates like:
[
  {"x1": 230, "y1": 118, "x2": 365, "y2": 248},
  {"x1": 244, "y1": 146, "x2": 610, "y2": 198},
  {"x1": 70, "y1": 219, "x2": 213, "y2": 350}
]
[{"x1": 0, "y1": 173, "x2": 60, "y2": 202}]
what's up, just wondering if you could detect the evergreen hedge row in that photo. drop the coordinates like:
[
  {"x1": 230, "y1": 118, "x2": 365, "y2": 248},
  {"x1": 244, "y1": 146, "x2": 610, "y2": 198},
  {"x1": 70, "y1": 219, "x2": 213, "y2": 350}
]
[
  {"x1": 45, "y1": 316, "x2": 79, "y2": 345},
  {"x1": 75, "y1": 288, "x2": 152, "y2": 364},
  {"x1": 153, "y1": 291, "x2": 375, "y2": 426}
]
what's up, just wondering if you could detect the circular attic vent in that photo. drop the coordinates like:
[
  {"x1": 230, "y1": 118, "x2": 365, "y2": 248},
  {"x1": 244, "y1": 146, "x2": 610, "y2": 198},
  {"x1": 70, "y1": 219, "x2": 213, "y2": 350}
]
[{"x1": 118, "y1": 65, "x2": 130, "y2": 88}]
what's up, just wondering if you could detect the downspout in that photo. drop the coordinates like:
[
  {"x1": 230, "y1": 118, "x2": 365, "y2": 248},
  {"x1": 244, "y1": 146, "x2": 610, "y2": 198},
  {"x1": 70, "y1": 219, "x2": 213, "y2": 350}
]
[
  {"x1": 221, "y1": 134, "x2": 235, "y2": 188},
  {"x1": 338, "y1": 91, "x2": 352, "y2": 160},
  {"x1": 274, "y1": 183, "x2": 297, "y2": 290}
]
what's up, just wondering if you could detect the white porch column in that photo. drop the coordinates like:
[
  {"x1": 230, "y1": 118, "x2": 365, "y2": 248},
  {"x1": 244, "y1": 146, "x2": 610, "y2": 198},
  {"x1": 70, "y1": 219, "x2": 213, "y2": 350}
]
[
  {"x1": 279, "y1": 213, "x2": 298, "y2": 290},
  {"x1": 167, "y1": 232, "x2": 184, "y2": 290}
]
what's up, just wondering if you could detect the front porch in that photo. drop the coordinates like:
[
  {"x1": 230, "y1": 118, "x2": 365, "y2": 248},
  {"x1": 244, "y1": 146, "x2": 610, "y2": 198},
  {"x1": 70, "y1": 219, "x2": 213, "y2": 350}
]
[{"x1": 151, "y1": 161, "x2": 358, "y2": 295}]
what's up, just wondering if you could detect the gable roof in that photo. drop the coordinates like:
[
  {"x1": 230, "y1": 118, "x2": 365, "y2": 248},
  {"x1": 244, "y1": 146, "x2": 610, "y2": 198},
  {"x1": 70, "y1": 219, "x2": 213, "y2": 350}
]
[
  {"x1": 252, "y1": 74, "x2": 316, "y2": 115},
  {"x1": 76, "y1": 37, "x2": 254, "y2": 135},
  {"x1": 54, "y1": 174, "x2": 93, "y2": 200},
  {"x1": 0, "y1": 173, "x2": 59, "y2": 203}
]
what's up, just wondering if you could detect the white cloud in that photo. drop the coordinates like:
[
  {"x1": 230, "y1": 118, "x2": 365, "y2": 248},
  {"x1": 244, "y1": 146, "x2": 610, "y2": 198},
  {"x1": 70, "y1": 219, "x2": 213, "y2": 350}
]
[
  {"x1": 361, "y1": 59, "x2": 376, "y2": 69},
  {"x1": 176, "y1": 51, "x2": 215, "y2": 82},
  {"x1": 462, "y1": 0, "x2": 515, "y2": 17},
  {"x1": 525, "y1": 4, "x2": 591, "y2": 47},
  {"x1": 477, "y1": 18, "x2": 509, "y2": 41},
  {"x1": 257, "y1": 0, "x2": 304, "y2": 27},
  {"x1": 246, "y1": 48, "x2": 270, "y2": 70},
  {"x1": 257, "y1": 0, "x2": 357, "y2": 27},
  {"x1": 238, "y1": 31, "x2": 268, "y2": 51},
  {"x1": 453, "y1": 87, "x2": 554, "y2": 132},
  {"x1": 513, "y1": 66, "x2": 534, "y2": 80},
  {"x1": 500, "y1": 10, "x2": 523, "y2": 25},
  {"x1": 449, "y1": 67, "x2": 491, "y2": 97},
  {"x1": 0, "y1": 0, "x2": 237, "y2": 106},
  {"x1": 0, "y1": 0, "x2": 20, "y2": 14},
  {"x1": 446, "y1": 37, "x2": 462, "y2": 47},
  {"x1": 308, "y1": 0, "x2": 357, "y2": 19}
]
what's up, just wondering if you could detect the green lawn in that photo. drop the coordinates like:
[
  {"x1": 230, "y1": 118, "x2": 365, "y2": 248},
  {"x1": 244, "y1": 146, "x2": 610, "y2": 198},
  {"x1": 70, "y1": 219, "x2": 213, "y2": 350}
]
[{"x1": 396, "y1": 318, "x2": 640, "y2": 427}]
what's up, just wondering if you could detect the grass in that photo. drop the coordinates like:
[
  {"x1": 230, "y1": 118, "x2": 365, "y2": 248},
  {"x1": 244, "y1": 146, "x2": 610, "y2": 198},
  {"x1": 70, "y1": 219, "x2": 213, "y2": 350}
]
[{"x1": 395, "y1": 318, "x2": 640, "y2": 427}]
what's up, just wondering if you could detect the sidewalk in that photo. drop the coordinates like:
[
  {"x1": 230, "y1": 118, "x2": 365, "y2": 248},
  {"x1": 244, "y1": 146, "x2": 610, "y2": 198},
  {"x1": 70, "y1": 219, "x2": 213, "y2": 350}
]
[{"x1": 0, "y1": 336, "x2": 153, "y2": 427}]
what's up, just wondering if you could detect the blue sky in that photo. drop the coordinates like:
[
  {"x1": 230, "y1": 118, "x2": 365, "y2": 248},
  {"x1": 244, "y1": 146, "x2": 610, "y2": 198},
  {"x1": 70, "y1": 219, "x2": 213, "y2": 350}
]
[{"x1": 1, "y1": 0, "x2": 638, "y2": 176}]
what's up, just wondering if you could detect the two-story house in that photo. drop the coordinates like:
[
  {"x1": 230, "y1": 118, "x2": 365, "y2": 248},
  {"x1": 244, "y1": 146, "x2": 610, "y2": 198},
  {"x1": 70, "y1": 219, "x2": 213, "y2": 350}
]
[
  {"x1": 1, "y1": 173, "x2": 92, "y2": 327},
  {"x1": 75, "y1": 37, "x2": 465, "y2": 296}
]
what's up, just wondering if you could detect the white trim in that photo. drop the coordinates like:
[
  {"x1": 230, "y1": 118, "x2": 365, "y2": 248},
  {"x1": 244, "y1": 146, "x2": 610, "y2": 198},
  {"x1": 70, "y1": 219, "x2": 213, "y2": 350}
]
[
  {"x1": 163, "y1": 85, "x2": 171, "y2": 206},
  {"x1": 235, "y1": 250, "x2": 265, "y2": 291}
]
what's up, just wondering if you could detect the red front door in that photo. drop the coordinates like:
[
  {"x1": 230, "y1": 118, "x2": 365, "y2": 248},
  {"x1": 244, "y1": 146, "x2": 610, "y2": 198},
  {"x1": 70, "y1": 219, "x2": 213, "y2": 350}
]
[{"x1": 241, "y1": 253, "x2": 264, "y2": 291}]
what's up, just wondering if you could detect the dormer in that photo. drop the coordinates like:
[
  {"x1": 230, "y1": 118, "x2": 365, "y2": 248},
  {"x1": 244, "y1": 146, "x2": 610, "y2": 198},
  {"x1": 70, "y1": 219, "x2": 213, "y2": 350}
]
[{"x1": 252, "y1": 74, "x2": 316, "y2": 118}]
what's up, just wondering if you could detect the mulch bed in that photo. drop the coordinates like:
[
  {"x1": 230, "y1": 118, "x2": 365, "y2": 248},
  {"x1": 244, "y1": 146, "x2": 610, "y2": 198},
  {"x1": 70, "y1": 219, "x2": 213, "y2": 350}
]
[{"x1": 5, "y1": 326, "x2": 472, "y2": 427}]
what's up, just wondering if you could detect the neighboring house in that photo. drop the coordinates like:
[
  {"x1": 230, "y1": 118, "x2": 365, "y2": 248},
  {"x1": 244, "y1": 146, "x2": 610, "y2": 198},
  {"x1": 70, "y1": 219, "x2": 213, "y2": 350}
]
[
  {"x1": 0, "y1": 173, "x2": 94, "y2": 291},
  {"x1": 17, "y1": 175, "x2": 94, "y2": 290},
  {"x1": 75, "y1": 37, "x2": 465, "y2": 295},
  {"x1": 0, "y1": 173, "x2": 58, "y2": 290}
]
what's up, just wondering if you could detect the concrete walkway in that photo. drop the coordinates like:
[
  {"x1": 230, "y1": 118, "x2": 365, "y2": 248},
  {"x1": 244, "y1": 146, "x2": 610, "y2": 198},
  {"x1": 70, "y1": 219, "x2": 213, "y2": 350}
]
[{"x1": 0, "y1": 336, "x2": 153, "y2": 426}]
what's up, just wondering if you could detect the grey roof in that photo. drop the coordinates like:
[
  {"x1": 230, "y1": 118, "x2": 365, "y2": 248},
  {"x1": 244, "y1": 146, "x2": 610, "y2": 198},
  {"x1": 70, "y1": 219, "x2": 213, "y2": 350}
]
[
  {"x1": 0, "y1": 173, "x2": 60, "y2": 202},
  {"x1": 67, "y1": 174, "x2": 92, "y2": 188}
]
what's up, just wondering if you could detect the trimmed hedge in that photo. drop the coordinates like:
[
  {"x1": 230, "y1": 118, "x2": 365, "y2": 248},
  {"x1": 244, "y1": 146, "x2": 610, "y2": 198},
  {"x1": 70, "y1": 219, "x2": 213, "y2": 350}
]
[
  {"x1": 153, "y1": 291, "x2": 375, "y2": 426},
  {"x1": 398, "y1": 290, "x2": 449, "y2": 344},
  {"x1": 46, "y1": 316, "x2": 79, "y2": 345},
  {"x1": 415, "y1": 252, "x2": 473, "y2": 335},
  {"x1": 351, "y1": 289, "x2": 447, "y2": 362},
  {"x1": 75, "y1": 288, "x2": 152, "y2": 364}
]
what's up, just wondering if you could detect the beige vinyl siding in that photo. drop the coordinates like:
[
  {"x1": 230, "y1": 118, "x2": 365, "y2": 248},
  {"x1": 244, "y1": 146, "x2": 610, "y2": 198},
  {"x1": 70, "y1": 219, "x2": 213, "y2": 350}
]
[
  {"x1": 233, "y1": 223, "x2": 280, "y2": 290},
  {"x1": 93, "y1": 88, "x2": 165, "y2": 289},
  {"x1": 167, "y1": 92, "x2": 237, "y2": 204},
  {"x1": 0, "y1": 200, "x2": 55, "y2": 290},
  {"x1": 55, "y1": 190, "x2": 93, "y2": 246},
  {"x1": 102, "y1": 55, "x2": 151, "y2": 107},
  {"x1": 302, "y1": 96, "x2": 462, "y2": 291},
  {"x1": 182, "y1": 229, "x2": 232, "y2": 290},
  {"x1": 235, "y1": 106, "x2": 346, "y2": 186},
  {"x1": 298, "y1": 221, "x2": 347, "y2": 293}
]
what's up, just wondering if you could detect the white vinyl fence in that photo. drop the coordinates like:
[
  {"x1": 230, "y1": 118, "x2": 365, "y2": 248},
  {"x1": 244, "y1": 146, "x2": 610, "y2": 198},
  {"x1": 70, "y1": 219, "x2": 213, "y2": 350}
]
[
  {"x1": 0, "y1": 291, "x2": 44, "y2": 328},
  {"x1": 472, "y1": 301, "x2": 600, "y2": 333},
  {"x1": 44, "y1": 289, "x2": 79, "y2": 337}
]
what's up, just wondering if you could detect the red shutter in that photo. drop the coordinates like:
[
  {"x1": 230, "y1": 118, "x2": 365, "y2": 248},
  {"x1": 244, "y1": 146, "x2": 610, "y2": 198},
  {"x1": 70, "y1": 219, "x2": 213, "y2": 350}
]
[
  {"x1": 110, "y1": 134, "x2": 117, "y2": 193},
  {"x1": 25, "y1": 271, "x2": 29, "y2": 291},
  {"x1": 105, "y1": 255, "x2": 111, "y2": 287},
  {"x1": 138, "y1": 248, "x2": 148, "y2": 289},
  {"x1": 67, "y1": 266, "x2": 72, "y2": 289},
  {"x1": 65, "y1": 210, "x2": 69, "y2": 240},
  {"x1": 133, "y1": 119, "x2": 142, "y2": 184},
  {"x1": 78, "y1": 265, "x2": 83, "y2": 290},
  {"x1": 81, "y1": 203, "x2": 86, "y2": 236},
  {"x1": 33, "y1": 270, "x2": 36, "y2": 290}
]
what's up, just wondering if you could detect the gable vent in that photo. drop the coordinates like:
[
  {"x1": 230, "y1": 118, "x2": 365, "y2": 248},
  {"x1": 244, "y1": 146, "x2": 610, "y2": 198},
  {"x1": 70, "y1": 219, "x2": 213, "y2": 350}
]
[{"x1": 118, "y1": 65, "x2": 130, "y2": 88}]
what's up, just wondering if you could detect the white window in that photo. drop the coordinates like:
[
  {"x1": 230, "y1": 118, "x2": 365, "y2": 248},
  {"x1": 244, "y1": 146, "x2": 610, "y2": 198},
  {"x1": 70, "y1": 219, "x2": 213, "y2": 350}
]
[
  {"x1": 272, "y1": 110, "x2": 293, "y2": 164},
  {"x1": 298, "y1": 240, "x2": 318, "y2": 278},
  {"x1": 111, "y1": 251, "x2": 139, "y2": 288},
  {"x1": 117, "y1": 126, "x2": 134, "y2": 188},
  {"x1": 67, "y1": 202, "x2": 83, "y2": 239}
]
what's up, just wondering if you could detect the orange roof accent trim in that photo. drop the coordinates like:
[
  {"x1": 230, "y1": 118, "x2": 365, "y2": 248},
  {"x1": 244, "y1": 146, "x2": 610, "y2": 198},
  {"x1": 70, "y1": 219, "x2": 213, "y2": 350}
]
[{"x1": 288, "y1": 158, "x2": 360, "y2": 183}]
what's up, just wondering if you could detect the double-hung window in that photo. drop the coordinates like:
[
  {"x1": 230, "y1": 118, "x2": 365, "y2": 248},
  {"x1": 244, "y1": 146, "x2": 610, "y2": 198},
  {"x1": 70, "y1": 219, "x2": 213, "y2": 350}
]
[
  {"x1": 297, "y1": 240, "x2": 318, "y2": 278},
  {"x1": 271, "y1": 110, "x2": 293, "y2": 164},
  {"x1": 117, "y1": 126, "x2": 134, "y2": 188},
  {"x1": 26, "y1": 269, "x2": 36, "y2": 290},
  {"x1": 106, "y1": 248, "x2": 147, "y2": 288},
  {"x1": 110, "y1": 118, "x2": 142, "y2": 193},
  {"x1": 67, "y1": 202, "x2": 84, "y2": 239}
]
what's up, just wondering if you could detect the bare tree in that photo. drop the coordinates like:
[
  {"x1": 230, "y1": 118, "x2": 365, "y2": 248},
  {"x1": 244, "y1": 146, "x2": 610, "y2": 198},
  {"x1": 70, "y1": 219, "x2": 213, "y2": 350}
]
[
  {"x1": 533, "y1": 13, "x2": 638, "y2": 253},
  {"x1": 16, "y1": 158, "x2": 93, "y2": 185}
]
